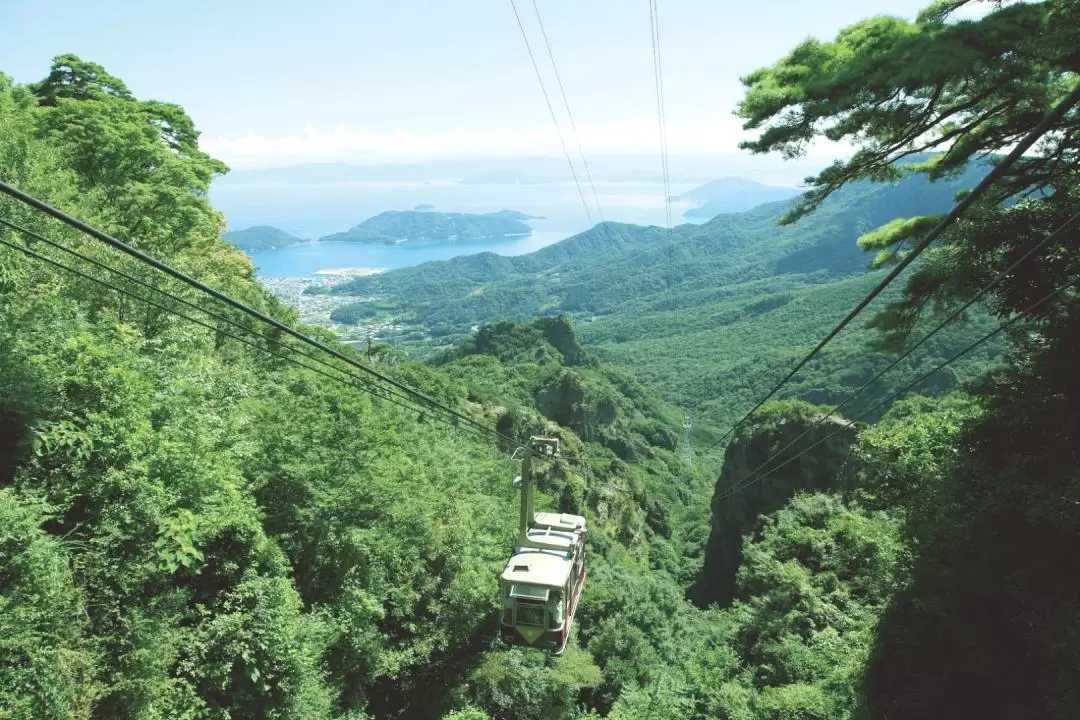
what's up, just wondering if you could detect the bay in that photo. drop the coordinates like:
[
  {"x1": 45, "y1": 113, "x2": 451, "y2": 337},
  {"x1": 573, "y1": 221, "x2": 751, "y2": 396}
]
[
  {"x1": 246, "y1": 232, "x2": 570, "y2": 277},
  {"x1": 211, "y1": 179, "x2": 707, "y2": 277}
]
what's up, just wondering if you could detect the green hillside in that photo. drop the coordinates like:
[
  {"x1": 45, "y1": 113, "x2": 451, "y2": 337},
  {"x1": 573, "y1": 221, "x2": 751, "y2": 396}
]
[
  {"x1": 223, "y1": 224, "x2": 305, "y2": 251},
  {"x1": 0, "y1": 56, "x2": 718, "y2": 719},
  {"x1": 320, "y1": 210, "x2": 533, "y2": 244},
  {"x1": 5, "y1": 2, "x2": 1080, "y2": 717},
  {"x1": 329, "y1": 161, "x2": 1000, "y2": 431}
]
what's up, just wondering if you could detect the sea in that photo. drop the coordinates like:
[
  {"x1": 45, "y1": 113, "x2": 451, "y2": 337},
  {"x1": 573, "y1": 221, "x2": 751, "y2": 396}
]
[{"x1": 209, "y1": 179, "x2": 706, "y2": 277}]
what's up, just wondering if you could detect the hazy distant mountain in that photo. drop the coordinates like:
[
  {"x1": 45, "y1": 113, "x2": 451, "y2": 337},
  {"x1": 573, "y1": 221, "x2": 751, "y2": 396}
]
[
  {"x1": 320, "y1": 210, "x2": 533, "y2": 244},
  {"x1": 223, "y1": 225, "x2": 305, "y2": 251},
  {"x1": 485, "y1": 209, "x2": 545, "y2": 221},
  {"x1": 211, "y1": 155, "x2": 834, "y2": 189},
  {"x1": 678, "y1": 177, "x2": 802, "y2": 218}
]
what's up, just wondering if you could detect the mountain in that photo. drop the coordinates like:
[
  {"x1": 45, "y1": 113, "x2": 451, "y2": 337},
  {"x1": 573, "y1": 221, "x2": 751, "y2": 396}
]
[
  {"x1": 676, "y1": 177, "x2": 802, "y2": 218},
  {"x1": 222, "y1": 225, "x2": 305, "y2": 251},
  {"x1": 210, "y1": 155, "x2": 830, "y2": 189},
  {"x1": 11, "y1": 48, "x2": 1080, "y2": 720},
  {"x1": 319, "y1": 210, "x2": 533, "y2": 244},
  {"x1": 328, "y1": 161, "x2": 999, "y2": 430}
]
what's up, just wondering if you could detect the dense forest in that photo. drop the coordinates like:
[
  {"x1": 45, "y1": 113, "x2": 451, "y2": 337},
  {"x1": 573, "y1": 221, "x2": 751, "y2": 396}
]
[
  {"x1": 326, "y1": 162, "x2": 1002, "y2": 432},
  {"x1": 2, "y1": 1, "x2": 1080, "y2": 719}
]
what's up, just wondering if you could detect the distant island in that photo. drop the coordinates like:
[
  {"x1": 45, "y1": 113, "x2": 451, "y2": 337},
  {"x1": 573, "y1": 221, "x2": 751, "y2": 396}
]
[
  {"x1": 414, "y1": 204, "x2": 436, "y2": 211},
  {"x1": 485, "y1": 209, "x2": 544, "y2": 221},
  {"x1": 222, "y1": 225, "x2": 305, "y2": 251},
  {"x1": 678, "y1": 178, "x2": 801, "y2": 219},
  {"x1": 319, "y1": 210, "x2": 535, "y2": 245}
]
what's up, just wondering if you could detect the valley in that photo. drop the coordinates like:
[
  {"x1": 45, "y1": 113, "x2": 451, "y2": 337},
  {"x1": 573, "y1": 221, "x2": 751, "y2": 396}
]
[
  {"x1": 314, "y1": 161, "x2": 1003, "y2": 432},
  {"x1": 4, "y1": 3, "x2": 1079, "y2": 718}
]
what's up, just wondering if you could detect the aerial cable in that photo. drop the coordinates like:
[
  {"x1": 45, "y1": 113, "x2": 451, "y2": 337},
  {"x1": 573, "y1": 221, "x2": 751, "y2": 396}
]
[
  {"x1": 0, "y1": 234, "x2": 473, "y2": 429},
  {"x1": 0, "y1": 217, "x2": 471, "y2": 427},
  {"x1": 0, "y1": 181, "x2": 529, "y2": 452},
  {"x1": 715, "y1": 269, "x2": 1080, "y2": 502},
  {"x1": 529, "y1": 0, "x2": 603, "y2": 222},
  {"x1": 743, "y1": 208, "x2": 1080, "y2": 482},
  {"x1": 0, "y1": 233, "x2": 516, "y2": 449},
  {"x1": 508, "y1": 0, "x2": 594, "y2": 227},
  {"x1": 647, "y1": 0, "x2": 673, "y2": 239},
  {"x1": 0, "y1": 183, "x2": 523, "y2": 449},
  {"x1": 700, "y1": 81, "x2": 1080, "y2": 458}
]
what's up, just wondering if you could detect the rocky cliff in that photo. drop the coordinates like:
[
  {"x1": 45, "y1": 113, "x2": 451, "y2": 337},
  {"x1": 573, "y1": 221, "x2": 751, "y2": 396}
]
[{"x1": 692, "y1": 400, "x2": 860, "y2": 607}]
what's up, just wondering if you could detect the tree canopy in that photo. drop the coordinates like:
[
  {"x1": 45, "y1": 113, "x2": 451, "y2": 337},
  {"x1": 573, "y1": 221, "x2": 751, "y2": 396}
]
[{"x1": 4, "y1": 5, "x2": 1080, "y2": 714}]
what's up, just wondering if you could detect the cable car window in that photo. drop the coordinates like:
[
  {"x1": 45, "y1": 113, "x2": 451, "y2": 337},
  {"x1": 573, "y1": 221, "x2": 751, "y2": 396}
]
[
  {"x1": 550, "y1": 590, "x2": 565, "y2": 626},
  {"x1": 510, "y1": 584, "x2": 549, "y2": 601},
  {"x1": 516, "y1": 601, "x2": 546, "y2": 627}
]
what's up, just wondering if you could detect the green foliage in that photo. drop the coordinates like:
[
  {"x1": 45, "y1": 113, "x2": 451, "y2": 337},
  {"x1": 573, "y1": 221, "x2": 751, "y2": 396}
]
[
  {"x1": 321, "y1": 210, "x2": 532, "y2": 244},
  {"x1": 854, "y1": 393, "x2": 982, "y2": 513},
  {"x1": 739, "y1": 3, "x2": 1080, "y2": 715},
  {"x1": 442, "y1": 708, "x2": 491, "y2": 720},
  {"x1": 730, "y1": 494, "x2": 906, "y2": 719},
  {"x1": 737, "y1": 0, "x2": 1078, "y2": 222},
  {"x1": 694, "y1": 400, "x2": 864, "y2": 607},
  {"x1": 7, "y1": 4, "x2": 1080, "y2": 714},
  {"x1": 328, "y1": 163, "x2": 1000, "y2": 435},
  {"x1": 0, "y1": 491, "x2": 98, "y2": 719},
  {"x1": 606, "y1": 676, "x2": 692, "y2": 720},
  {"x1": 863, "y1": 309, "x2": 1080, "y2": 718},
  {"x1": 329, "y1": 302, "x2": 379, "y2": 324},
  {"x1": 154, "y1": 508, "x2": 206, "y2": 574},
  {"x1": 0, "y1": 56, "x2": 527, "y2": 719},
  {"x1": 465, "y1": 647, "x2": 600, "y2": 720}
]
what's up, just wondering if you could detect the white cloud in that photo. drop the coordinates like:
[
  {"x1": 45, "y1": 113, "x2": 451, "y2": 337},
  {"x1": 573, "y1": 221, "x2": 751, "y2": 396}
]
[{"x1": 200, "y1": 117, "x2": 848, "y2": 168}]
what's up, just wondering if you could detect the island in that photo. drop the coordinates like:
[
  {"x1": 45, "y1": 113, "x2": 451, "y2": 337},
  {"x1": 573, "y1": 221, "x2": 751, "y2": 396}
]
[
  {"x1": 222, "y1": 225, "x2": 305, "y2": 251},
  {"x1": 318, "y1": 210, "x2": 535, "y2": 245},
  {"x1": 485, "y1": 209, "x2": 545, "y2": 221}
]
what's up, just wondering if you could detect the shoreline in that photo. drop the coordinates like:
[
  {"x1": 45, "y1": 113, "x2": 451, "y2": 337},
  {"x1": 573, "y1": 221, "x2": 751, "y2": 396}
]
[{"x1": 312, "y1": 267, "x2": 387, "y2": 277}]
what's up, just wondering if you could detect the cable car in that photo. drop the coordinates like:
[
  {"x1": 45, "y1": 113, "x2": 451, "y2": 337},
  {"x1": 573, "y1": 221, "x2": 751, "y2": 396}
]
[{"x1": 499, "y1": 437, "x2": 588, "y2": 655}]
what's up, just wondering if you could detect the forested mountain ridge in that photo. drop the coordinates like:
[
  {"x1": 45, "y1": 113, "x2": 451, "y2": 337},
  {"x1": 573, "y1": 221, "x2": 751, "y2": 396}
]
[
  {"x1": 328, "y1": 160, "x2": 999, "y2": 431},
  {"x1": 330, "y1": 159, "x2": 985, "y2": 320},
  {"x1": 320, "y1": 210, "x2": 533, "y2": 244},
  {"x1": 0, "y1": 56, "x2": 718, "y2": 719},
  {"x1": 6, "y1": 0, "x2": 1080, "y2": 715},
  {"x1": 0, "y1": 53, "x2": 972, "y2": 720}
]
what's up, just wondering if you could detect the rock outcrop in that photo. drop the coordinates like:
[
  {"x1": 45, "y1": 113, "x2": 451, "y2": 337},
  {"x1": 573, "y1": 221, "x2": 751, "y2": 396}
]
[{"x1": 692, "y1": 402, "x2": 860, "y2": 607}]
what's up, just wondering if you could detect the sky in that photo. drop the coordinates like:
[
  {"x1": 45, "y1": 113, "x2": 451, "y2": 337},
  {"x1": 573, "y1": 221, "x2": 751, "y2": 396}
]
[{"x1": 2, "y1": 0, "x2": 947, "y2": 172}]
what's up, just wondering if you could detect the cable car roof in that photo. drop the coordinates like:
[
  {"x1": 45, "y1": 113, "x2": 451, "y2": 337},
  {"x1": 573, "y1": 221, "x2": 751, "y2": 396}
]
[
  {"x1": 500, "y1": 547, "x2": 573, "y2": 588},
  {"x1": 533, "y1": 512, "x2": 587, "y2": 532}
]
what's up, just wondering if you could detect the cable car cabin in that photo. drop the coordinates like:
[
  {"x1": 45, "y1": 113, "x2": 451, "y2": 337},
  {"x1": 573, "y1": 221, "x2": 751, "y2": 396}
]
[{"x1": 499, "y1": 512, "x2": 587, "y2": 654}]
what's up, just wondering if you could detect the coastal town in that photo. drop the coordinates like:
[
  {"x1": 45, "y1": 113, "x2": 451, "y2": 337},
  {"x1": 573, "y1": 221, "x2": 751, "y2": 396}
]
[{"x1": 260, "y1": 268, "x2": 401, "y2": 347}]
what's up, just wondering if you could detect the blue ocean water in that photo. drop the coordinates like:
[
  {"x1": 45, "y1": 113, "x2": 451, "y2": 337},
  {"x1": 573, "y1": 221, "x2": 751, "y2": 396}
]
[
  {"x1": 246, "y1": 232, "x2": 569, "y2": 276},
  {"x1": 210, "y1": 179, "x2": 705, "y2": 277}
]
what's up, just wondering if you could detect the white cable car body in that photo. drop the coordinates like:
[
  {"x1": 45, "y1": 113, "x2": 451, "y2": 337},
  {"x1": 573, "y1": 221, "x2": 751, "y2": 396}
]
[{"x1": 498, "y1": 439, "x2": 588, "y2": 654}]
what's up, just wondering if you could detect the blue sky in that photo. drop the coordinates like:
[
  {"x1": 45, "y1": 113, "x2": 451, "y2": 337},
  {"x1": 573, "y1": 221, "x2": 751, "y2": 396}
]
[{"x1": 2, "y1": 0, "x2": 941, "y2": 168}]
